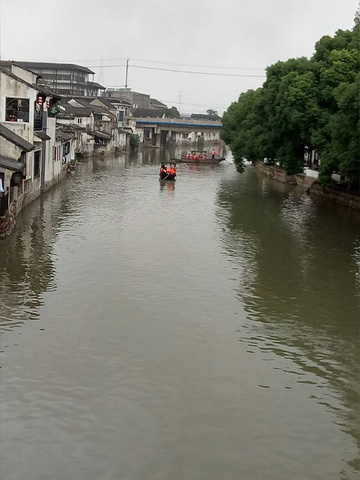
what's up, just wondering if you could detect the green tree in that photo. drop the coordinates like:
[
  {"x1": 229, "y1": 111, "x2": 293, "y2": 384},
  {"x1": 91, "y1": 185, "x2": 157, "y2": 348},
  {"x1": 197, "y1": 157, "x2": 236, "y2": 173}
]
[
  {"x1": 262, "y1": 58, "x2": 318, "y2": 174},
  {"x1": 164, "y1": 106, "x2": 180, "y2": 118},
  {"x1": 311, "y1": 26, "x2": 360, "y2": 188},
  {"x1": 318, "y1": 73, "x2": 360, "y2": 190},
  {"x1": 221, "y1": 24, "x2": 360, "y2": 189},
  {"x1": 221, "y1": 89, "x2": 265, "y2": 172},
  {"x1": 355, "y1": 2, "x2": 360, "y2": 26},
  {"x1": 129, "y1": 134, "x2": 140, "y2": 150}
]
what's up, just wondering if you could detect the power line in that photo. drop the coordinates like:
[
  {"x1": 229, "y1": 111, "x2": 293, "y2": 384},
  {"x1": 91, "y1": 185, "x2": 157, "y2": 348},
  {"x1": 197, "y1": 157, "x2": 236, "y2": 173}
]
[
  {"x1": 77, "y1": 57, "x2": 265, "y2": 72},
  {"x1": 88, "y1": 63, "x2": 126, "y2": 68},
  {"x1": 130, "y1": 57, "x2": 265, "y2": 71},
  {"x1": 131, "y1": 64, "x2": 266, "y2": 78}
]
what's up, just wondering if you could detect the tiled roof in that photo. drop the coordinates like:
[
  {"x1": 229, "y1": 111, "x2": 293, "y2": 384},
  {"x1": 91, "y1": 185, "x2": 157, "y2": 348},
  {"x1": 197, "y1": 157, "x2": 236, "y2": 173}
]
[
  {"x1": 107, "y1": 97, "x2": 131, "y2": 106},
  {"x1": 34, "y1": 131, "x2": 51, "y2": 141},
  {"x1": 132, "y1": 109, "x2": 166, "y2": 119},
  {"x1": 0, "y1": 155, "x2": 24, "y2": 172},
  {"x1": 87, "y1": 81, "x2": 106, "y2": 90},
  {"x1": 56, "y1": 129, "x2": 72, "y2": 141},
  {"x1": 190, "y1": 113, "x2": 221, "y2": 121},
  {"x1": 90, "y1": 130, "x2": 111, "y2": 140},
  {"x1": 58, "y1": 105, "x2": 93, "y2": 117},
  {"x1": 150, "y1": 98, "x2": 167, "y2": 108},
  {"x1": 63, "y1": 99, "x2": 116, "y2": 119},
  {"x1": 15, "y1": 61, "x2": 95, "y2": 75},
  {"x1": 0, "y1": 124, "x2": 34, "y2": 152},
  {"x1": 91, "y1": 98, "x2": 116, "y2": 109}
]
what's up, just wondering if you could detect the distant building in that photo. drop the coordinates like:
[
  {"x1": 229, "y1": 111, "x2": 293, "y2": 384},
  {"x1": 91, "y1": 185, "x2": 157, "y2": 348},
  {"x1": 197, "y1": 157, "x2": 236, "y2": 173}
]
[
  {"x1": 106, "y1": 88, "x2": 151, "y2": 111},
  {"x1": 150, "y1": 98, "x2": 167, "y2": 110},
  {"x1": 15, "y1": 62, "x2": 105, "y2": 97},
  {"x1": 190, "y1": 113, "x2": 221, "y2": 121}
]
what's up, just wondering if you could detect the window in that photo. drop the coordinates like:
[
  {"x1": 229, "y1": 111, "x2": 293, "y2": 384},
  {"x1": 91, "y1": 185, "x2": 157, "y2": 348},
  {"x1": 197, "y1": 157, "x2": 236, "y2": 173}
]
[
  {"x1": 34, "y1": 150, "x2": 41, "y2": 178},
  {"x1": 118, "y1": 111, "x2": 124, "y2": 122},
  {"x1": 63, "y1": 142, "x2": 70, "y2": 156},
  {"x1": 5, "y1": 98, "x2": 30, "y2": 122},
  {"x1": 77, "y1": 118, "x2": 82, "y2": 124}
]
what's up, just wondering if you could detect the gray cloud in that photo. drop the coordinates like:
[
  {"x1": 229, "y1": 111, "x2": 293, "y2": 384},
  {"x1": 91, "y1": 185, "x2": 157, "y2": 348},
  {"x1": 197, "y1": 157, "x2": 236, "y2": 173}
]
[{"x1": 0, "y1": 0, "x2": 357, "y2": 113}]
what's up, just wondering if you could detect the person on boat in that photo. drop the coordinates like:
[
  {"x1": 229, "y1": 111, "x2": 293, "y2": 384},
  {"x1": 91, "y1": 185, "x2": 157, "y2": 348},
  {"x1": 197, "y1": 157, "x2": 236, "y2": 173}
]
[
  {"x1": 203, "y1": 154, "x2": 207, "y2": 160},
  {"x1": 186, "y1": 153, "x2": 190, "y2": 159},
  {"x1": 211, "y1": 149, "x2": 216, "y2": 159},
  {"x1": 160, "y1": 164, "x2": 167, "y2": 178},
  {"x1": 167, "y1": 164, "x2": 175, "y2": 178},
  {"x1": 193, "y1": 153, "x2": 198, "y2": 160}
]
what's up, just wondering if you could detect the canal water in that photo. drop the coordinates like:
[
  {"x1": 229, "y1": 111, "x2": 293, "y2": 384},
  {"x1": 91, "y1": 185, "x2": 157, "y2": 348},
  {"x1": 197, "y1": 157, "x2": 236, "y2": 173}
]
[{"x1": 0, "y1": 149, "x2": 359, "y2": 480}]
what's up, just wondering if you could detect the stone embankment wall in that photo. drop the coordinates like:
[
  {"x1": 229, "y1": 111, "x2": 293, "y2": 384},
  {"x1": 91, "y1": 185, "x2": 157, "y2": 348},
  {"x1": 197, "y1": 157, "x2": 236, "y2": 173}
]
[
  {"x1": 255, "y1": 161, "x2": 360, "y2": 210},
  {"x1": 309, "y1": 182, "x2": 360, "y2": 210},
  {"x1": 294, "y1": 173, "x2": 317, "y2": 189},
  {"x1": 0, "y1": 164, "x2": 70, "y2": 239},
  {"x1": 0, "y1": 203, "x2": 17, "y2": 238},
  {"x1": 255, "y1": 161, "x2": 297, "y2": 184}
]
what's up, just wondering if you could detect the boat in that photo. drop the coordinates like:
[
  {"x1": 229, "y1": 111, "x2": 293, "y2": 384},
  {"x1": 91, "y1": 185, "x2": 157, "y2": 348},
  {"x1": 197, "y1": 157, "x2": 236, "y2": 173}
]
[
  {"x1": 171, "y1": 156, "x2": 225, "y2": 165},
  {"x1": 159, "y1": 172, "x2": 176, "y2": 181},
  {"x1": 171, "y1": 150, "x2": 225, "y2": 164},
  {"x1": 159, "y1": 163, "x2": 176, "y2": 181}
]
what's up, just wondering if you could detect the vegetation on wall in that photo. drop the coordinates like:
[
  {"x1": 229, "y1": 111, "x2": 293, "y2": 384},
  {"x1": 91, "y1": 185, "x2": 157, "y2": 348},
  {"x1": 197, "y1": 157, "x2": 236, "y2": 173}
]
[
  {"x1": 129, "y1": 134, "x2": 140, "y2": 150},
  {"x1": 221, "y1": 17, "x2": 360, "y2": 190}
]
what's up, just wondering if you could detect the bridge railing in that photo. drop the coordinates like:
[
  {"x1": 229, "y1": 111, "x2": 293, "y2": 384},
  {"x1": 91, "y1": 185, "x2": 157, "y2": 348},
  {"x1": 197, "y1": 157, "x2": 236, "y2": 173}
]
[{"x1": 134, "y1": 118, "x2": 222, "y2": 128}]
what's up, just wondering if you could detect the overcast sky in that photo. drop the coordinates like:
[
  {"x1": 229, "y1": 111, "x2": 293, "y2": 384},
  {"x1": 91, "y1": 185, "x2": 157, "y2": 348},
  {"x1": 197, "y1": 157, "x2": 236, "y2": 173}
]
[{"x1": 0, "y1": 0, "x2": 358, "y2": 114}]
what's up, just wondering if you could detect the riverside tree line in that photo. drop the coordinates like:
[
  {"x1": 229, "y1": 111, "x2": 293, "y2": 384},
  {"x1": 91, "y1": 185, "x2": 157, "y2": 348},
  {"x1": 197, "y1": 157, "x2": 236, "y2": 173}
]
[{"x1": 221, "y1": 13, "x2": 360, "y2": 192}]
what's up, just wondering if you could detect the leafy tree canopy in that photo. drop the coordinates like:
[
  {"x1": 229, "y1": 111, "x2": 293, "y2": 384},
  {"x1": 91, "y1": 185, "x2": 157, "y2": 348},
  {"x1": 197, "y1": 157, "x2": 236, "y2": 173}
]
[
  {"x1": 165, "y1": 106, "x2": 180, "y2": 118},
  {"x1": 221, "y1": 21, "x2": 360, "y2": 190}
]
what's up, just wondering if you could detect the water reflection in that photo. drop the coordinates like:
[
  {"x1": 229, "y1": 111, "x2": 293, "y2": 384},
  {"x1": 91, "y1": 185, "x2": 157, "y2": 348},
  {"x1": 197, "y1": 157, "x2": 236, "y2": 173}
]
[
  {"x1": 216, "y1": 166, "x2": 360, "y2": 470},
  {"x1": 159, "y1": 179, "x2": 175, "y2": 193},
  {"x1": 0, "y1": 196, "x2": 61, "y2": 329},
  {"x1": 1, "y1": 151, "x2": 358, "y2": 479}
]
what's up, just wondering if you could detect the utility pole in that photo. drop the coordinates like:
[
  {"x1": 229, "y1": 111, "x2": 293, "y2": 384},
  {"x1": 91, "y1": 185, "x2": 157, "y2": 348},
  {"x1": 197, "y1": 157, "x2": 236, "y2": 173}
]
[
  {"x1": 40, "y1": 98, "x2": 48, "y2": 193},
  {"x1": 125, "y1": 59, "x2": 129, "y2": 90},
  {"x1": 178, "y1": 90, "x2": 182, "y2": 114},
  {"x1": 0, "y1": 0, "x2": 2, "y2": 62},
  {"x1": 99, "y1": 58, "x2": 104, "y2": 86}
]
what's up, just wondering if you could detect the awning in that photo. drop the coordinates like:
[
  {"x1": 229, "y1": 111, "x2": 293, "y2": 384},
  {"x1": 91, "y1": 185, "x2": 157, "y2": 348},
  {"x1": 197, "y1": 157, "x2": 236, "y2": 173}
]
[
  {"x1": 0, "y1": 155, "x2": 24, "y2": 172},
  {"x1": 34, "y1": 131, "x2": 51, "y2": 141},
  {"x1": 0, "y1": 124, "x2": 34, "y2": 152},
  {"x1": 56, "y1": 130, "x2": 72, "y2": 141},
  {"x1": 92, "y1": 130, "x2": 111, "y2": 140}
]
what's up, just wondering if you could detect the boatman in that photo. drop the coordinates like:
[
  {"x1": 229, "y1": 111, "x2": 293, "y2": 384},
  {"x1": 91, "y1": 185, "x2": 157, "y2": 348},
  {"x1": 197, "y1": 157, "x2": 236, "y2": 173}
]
[
  {"x1": 168, "y1": 164, "x2": 176, "y2": 177},
  {"x1": 160, "y1": 163, "x2": 167, "y2": 177},
  {"x1": 211, "y1": 149, "x2": 216, "y2": 159}
]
